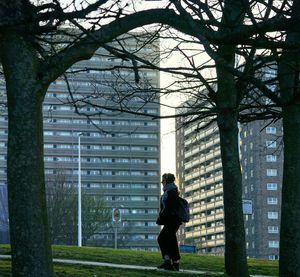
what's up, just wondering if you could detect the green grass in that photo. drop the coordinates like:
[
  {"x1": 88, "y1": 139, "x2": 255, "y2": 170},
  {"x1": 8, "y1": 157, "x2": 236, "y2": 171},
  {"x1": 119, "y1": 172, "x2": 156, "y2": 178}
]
[{"x1": 0, "y1": 244, "x2": 278, "y2": 276}]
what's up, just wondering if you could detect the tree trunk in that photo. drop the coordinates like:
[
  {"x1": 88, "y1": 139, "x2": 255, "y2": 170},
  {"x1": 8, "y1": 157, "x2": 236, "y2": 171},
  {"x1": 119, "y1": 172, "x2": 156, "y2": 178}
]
[
  {"x1": 217, "y1": 108, "x2": 249, "y2": 277},
  {"x1": 278, "y1": 2, "x2": 300, "y2": 273},
  {"x1": 279, "y1": 105, "x2": 300, "y2": 277},
  {"x1": 215, "y1": 3, "x2": 249, "y2": 270},
  {"x1": 0, "y1": 33, "x2": 53, "y2": 276},
  {"x1": 215, "y1": 1, "x2": 249, "y2": 270}
]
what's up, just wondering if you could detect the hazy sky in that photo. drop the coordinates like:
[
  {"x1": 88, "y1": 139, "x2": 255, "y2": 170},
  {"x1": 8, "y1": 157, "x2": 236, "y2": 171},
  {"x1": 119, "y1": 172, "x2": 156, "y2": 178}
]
[{"x1": 160, "y1": 101, "x2": 177, "y2": 175}]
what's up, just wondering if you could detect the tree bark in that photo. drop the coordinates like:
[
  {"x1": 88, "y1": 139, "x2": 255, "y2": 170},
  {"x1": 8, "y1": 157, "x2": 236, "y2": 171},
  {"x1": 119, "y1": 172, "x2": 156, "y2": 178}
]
[
  {"x1": 216, "y1": 44, "x2": 249, "y2": 277},
  {"x1": 0, "y1": 33, "x2": 53, "y2": 276},
  {"x1": 278, "y1": 1, "x2": 300, "y2": 274},
  {"x1": 217, "y1": 108, "x2": 249, "y2": 277},
  {"x1": 216, "y1": 61, "x2": 249, "y2": 276},
  {"x1": 214, "y1": 1, "x2": 249, "y2": 276},
  {"x1": 279, "y1": 105, "x2": 300, "y2": 277}
]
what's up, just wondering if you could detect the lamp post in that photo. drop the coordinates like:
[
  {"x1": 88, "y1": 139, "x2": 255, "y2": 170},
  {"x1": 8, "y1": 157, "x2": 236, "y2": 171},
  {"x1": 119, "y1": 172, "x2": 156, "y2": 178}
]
[
  {"x1": 112, "y1": 205, "x2": 124, "y2": 249},
  {"x1": 77, "y1": 132, "x2": 84, "y2": 247}
]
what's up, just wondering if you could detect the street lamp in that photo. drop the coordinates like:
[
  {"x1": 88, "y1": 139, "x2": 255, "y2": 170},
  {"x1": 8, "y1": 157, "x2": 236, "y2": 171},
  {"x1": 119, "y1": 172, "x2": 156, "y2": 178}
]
[
  {"x1": 77, "y1": 132, "x2": 84, "y2": 247},
  {"x1": 112, "y1": 205, "x2": 124, "y2": 249}
]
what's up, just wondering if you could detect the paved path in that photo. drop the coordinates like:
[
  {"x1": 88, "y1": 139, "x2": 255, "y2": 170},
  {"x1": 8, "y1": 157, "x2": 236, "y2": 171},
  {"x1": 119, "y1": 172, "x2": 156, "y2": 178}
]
[{"x1": 0, "y1": 254, "x2": 274, "y2": 276}]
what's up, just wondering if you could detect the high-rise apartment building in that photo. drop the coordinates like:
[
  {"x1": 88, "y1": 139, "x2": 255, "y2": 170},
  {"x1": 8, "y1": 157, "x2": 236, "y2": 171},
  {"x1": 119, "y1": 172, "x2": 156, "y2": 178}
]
[
  {"x1": 0, "y1": 184, "x2": 9, "y2": 243},
  {"x1": 0, "y1": 35, "x2": 161, "y2": 250},
  {"x1": 176, "y1": 117, "x2": 225, "y2": 254},
  {"x1": 176, "y1": 114, "x2": 283, "y2": 259},
  {"x1": 240, "y1": 120, "x2": 282, "y2": 260}
]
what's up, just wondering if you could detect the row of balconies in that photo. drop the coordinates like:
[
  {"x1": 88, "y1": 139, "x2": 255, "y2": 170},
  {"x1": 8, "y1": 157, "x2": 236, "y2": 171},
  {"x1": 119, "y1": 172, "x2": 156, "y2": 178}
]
[
  {"x1": 43, "y1": 122, "x2": 160, "y2": 134},
  {"x1": 185, "y1": 149, "x2": 221, "y2": 171},
  {"x1": 189, "y1": 199, "x2": 224, "y2": 214},
  {"x1": 184, "y1": 135, "x2": 220, "y2": 150},
  {"x1": 45, "y1": 174, "x2": 159, "y2": 184},
  {"x1": 187, "y1": 187, "x2": 223, "y2": 204},
  {"x1": 186, "y1": 212, "x2": 224, "y2": 227},
  {"x1": 185, "y1": 161, "x2": 223, "y2": 183},
  {"x1": 100, "y1": 225, "x2": 159, "y2": 233},
  {"x1": 185, "y1": 174, "x2": 223, "y2": 193},
  {"x1": 44, "y1": 160, "x2": 159, "y2": 170},
  {"x1": 185, "y1": 225, "x2": 225, "y2": 236},
  {"x1": 43, "y1": 149, "x2": 159, "y2": 159},
  {"x1": 103, "y1": 201, "x2": 159, "y2": 209},
  {"x1": 184, "y1": 123, "x2": 216, "y2": 138},
  {"x1": 200, "y1": 239, "x2": 225, "y2": 248}
]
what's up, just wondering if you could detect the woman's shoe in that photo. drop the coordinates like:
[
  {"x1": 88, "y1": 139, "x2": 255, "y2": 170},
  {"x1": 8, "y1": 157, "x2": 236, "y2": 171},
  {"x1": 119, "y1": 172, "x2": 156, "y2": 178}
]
[
  {"x1": 173, "y1": 262, "x2": 180, "y2": 271},
  {"x1": 157, "y1": 259, "x2": 174, "y2": 270}
]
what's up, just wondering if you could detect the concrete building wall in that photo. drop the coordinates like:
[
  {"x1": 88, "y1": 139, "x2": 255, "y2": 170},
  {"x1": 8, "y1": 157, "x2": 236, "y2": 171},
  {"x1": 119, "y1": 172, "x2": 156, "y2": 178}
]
[
  {"x1": 0, "y1": 35, "x2": 161, "y2": 250},
  {"x1": 241, "y1": 120, "x2": 282, "y2": 260},
  {"x1": 0, "y1": 184, "x2": 9, "y2": 243},
  {"x1": 176, "y1": 116, "x2": 283, "y2": 259},
  {"x1": 176, "y1": 118, "x2": 225, "y2": 254}
]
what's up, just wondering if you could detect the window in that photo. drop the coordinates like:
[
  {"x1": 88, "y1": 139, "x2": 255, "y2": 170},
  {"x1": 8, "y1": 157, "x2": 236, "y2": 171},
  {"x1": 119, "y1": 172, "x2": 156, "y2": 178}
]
[
  {"x1": 146, "y1": 121, "x2": 158, "y2": 126},
  {"x1": 144, "y1": 108, "x2": 157, "y2": 114},
  {"x1": 147, "y1": 159, "x2": 157, "y2": 164},
  {"x1": 269, "y1": 255, "x2": 279, "y2": 260},
  {"x1": 102, "y1": 170, "x2": 113, "y2": 176},
  {"x1": 268, "y1": 226, "x2": 279, "y2": 234},
  {"x1": 267, "y1": 183, "x2": 278, "y2": 190},
  {"x1": 267, "y1": 197, "x2": 278, "y2": 205},
  {"x1": 44, "y1": 157, "x2": 53, "y2": 161},
  {"x1": 130, "y1": 196, "x2": 145, "y2": 201},
  {"x1": 44, "y1": 144, "x2": 53, "y2": 149},
  {"x1": 131, "y1": 146, "x2": 144, "y2": 151},
  {"x1": 57, "y1": 131, "x2": 71, "y2": 136},
  {"x1": 146, "y1": 171, "x2": 158, "y2": 176},
  {"x1": 268, "y1": 212, "x2": 279, "y2": 219},
  {"x1": 117, "y1": 171, "x2": 130, "y2": 176},
  {"x1": 266, "y1": 140, "x2": 277, "y2": 148},
  {"x1": 266, "y1": 155, "x2": 277, "y2": 162},
  {"x1": 131, "y1": 209, "x2": 146, "y2": 214},
  {"x1": 267, "y1": 169, "x2": 278, "y2": 176},
  {"x1": 116, "y1": 158, "x2": 129, "y2": 163},
  {"x1": 131, "y1": 133, "x2": 158, "y2": 139},
  {"x1": 268, "y1": 241, "x2": 279, "y2": 248},
  {"x1": 147, "y1": 184, "x2": 158, "y2": 189},
  {"x1": 146, "y1": 146, "x2": 158, "y2": 151},
  {"x1": 102, "y1": 145, "x2": 113, "y2": 150},
  {"x1": 148, "y1": 196, "x2": 158, "y2": 201},
  {"x1": 266, "y1": 127, "x2": 277, "y2": 134}
]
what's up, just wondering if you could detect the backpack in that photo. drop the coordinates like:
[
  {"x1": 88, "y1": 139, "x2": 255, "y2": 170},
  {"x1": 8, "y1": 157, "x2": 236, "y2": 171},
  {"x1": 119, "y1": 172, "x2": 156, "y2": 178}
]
[{"x1": 177, "y1": 196, "x2": 190, "y2": 223}]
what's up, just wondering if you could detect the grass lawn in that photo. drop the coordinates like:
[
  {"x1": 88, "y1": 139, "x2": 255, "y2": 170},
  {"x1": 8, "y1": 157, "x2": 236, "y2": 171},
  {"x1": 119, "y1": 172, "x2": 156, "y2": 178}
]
[{"x1": 0, "y1": 244, "x2": 278, "y2": 276}]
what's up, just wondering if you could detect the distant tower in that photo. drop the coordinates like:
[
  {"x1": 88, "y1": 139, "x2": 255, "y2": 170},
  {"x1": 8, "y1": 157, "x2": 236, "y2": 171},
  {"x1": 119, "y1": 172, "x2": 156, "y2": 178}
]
[
  {"x1": 176, "y1": 112, "x2": 283, "y2": 259},
  {"x1": 0, "y1": 34, "x2": 161, "y2": 250},
  {"x1": 176, "y1": 116, "x2": 225, "y2": 254},
  {"x1": 240, "y1": 120, "x2": 282, "y2": 260}
]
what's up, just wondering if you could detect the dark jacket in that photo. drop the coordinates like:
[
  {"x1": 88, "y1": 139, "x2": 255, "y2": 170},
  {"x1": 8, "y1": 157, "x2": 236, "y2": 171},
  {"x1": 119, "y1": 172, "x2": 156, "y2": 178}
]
[{"x1": 156, "y1": 183, "x2": 181, "y2": 225}]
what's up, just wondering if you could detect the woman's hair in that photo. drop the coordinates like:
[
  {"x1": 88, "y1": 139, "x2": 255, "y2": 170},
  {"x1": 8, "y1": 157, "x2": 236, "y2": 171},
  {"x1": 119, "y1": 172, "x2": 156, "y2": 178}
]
[{"x1": 162, "y1": 173, "x2": 175, "y2": 184}]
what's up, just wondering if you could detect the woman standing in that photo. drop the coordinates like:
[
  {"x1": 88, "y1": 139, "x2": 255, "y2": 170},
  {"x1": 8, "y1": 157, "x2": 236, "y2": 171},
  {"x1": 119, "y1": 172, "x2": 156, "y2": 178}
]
[{"x1": 156, "y1": 173, "x2": 181, "y2": 271}]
